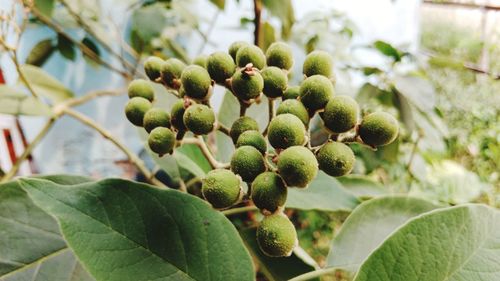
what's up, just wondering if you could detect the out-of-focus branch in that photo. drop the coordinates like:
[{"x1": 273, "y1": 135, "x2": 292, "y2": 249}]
[
  {"x1": 253, "y1": 0, "x2": 263, "y2": 47},
  {"x1": 422, "y1": 0, "x2": 500, "y2": 11}
]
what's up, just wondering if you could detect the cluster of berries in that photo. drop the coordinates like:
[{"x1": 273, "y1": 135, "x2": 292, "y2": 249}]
[{"x1": 124, "y1": 41, "x2": 399, "y2": 257}]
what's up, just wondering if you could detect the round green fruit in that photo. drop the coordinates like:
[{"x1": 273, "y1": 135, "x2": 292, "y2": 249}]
[
  {"x1": 230, "y1": 146, "x2": 266, "y2": 182},
  {"x1": 193, "y1": 55, "x2": 208, "y2": 68},
  {"x1": 299, "y1": 75, "x2": 334, "y2": 113},
  {"x1": 202, "y1": 169, "x2": 242, "y2": 209},
  {"x1": 231, "y1": 70, "x2": 264, "y2": 101},
  {"x1": 207, "y1": 51, "x2": 236, "y2": 84},
  {"x1": 316, "y1": 141, "x2": 355, "y2": 177},
  {"x1": 180, "y1": 65, "x2": 212, "y2": 100},
  {"x1": 276, "y1": 99, "x2": 309, "y2": 127},
  {"x1": 125, "y1": 97, "x2": 152, "y2": 127},
  {"x1": 161, "y1": 58, "x2": 186, "y2": 88},
  {"x1": 183, "y1": 104, "x2": 215, "y2": 135},
  {"x1": 236, "y1": 130, "x2": 267, "y2": 154},
  {"x1": 144, "y1": 56, "x2": 164, "y2": 81},
  {"x1": 228, "y1": 41, "x2": 249, "y2": 61},
  {"x1": 148, "y1": 127, "x2": 175, "y2": 156},
  {"x1": 251, "y1": 172, "x2": 287, "y2": 213},
  {"x1": 261, "y1": 66, "x2": 288, "y2": 98},
  {"x1": 283, "y1": 86, "x2": 300, "y2": 100},
  {"x1": 170, "y1": 99, "x2": 187, "y2": 131},
  {"x1": 128, "y1": 79, "x2": 155, "y2": 101},
  {"x1": 143, "y1": 108, "x2": 171, "y2": 133},
  {"x1": 321, "y1": 95, "x2": 359, "y2": 133},
  {"x1": 265, "y1": 42, "x2": 293, "y2": 70},
  {"x1": 268, "y1": 114, "x2": 306, "y2": 149},
  {"x1": 277, "y1": 146, "x2": 318, "y2": 188},
  {"x1": 230, "y1": 116, "x2": 259, "y2": 143},
  {"x1": 359, "y1": 112, "x2": 399, "y2": 147},
  {"x1": 302, "y1": 50, "x2": 334, "y2": 77},
  {"x1": 236, "y1": 45, "x2": 266, "y2": 69},
  {"x1": 257, "y1": 213, "x2": 297, "y2": 257}
]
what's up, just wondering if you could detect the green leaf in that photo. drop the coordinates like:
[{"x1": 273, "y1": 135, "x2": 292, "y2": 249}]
[
  {"x1": 240, "y1": 227, "x2": 318, "y2": 281},
  {"x1": 262, "y1": 0, "x2": 295, "y2": 39},
  {"x1": 0, "y1": 179, "x2": 94, "y2": 281},
  {"x1": 209, "y1": 0, "x2": 225, "y2": 10},
  {"x1": 262, "y1": 21, "x2": 276, "y2": 51},
  {"x1": 326, "y1": 196, "x2": 438, "y2": 278},
  {"x1": 393, "y1": 75, "x2": 436, "y2": 112},
  {"x1": 0, "y1": 85, "x2": 52, "y2": 116},
  {"x1": 19, "y1": 65, "x2": 74, "y2": 103},
  {"x1": 81, "y1": 37, "x2": 100, "y2": 66},
  {"x1": 34, "y1": 0, "x2": 55, "y2": 17},
  {"x1": 336, "y1": 175, "x2": 387, "y2": 199},
  {"x1": 176, "y1": 143, "x2": 212, "y2": 173},
  {"x1": 25, "y1": 39, "x2": 55, "y2": 66},
  {"x1": 20, "y1": 178, "x2": 255, "y2": 281},
  {"x1": 57, "y1": 34, "x2": 76, "y2": 61},
  {"x1": 286, "y1": 172, "x2": 360, "y2": 212},
  {"x1": 361, "y1": 67, "x2": 382, "y2": 76},
  {"x1": 132, "y1": 4, "x2": 167, "y2": 43},
  {"x1": 373, "y1": 40, "x2": 402, "y2": 62},
  {"x1": 216, "y1": 91, "x2": 239, "y2": 162},
  {"x1": 354, "y1": 204, "x2": 500, "y2": 281}
]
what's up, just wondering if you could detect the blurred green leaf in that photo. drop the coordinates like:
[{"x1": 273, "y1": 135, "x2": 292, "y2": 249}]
[
  {"x1": 305, "y1": 35, "x2": 319, "y2": 54},
  {"x1": 361, "y1": 67, "x2": 382, "y2": 76},
  {"x1": 19, "y1": 65, "x2": 74, "y2": 103},
  {"x1": 262, "y1": 21, "x2": 276, "y2": 51},
  {"x1": 34, "y1": 0, "x2": 55, "y2": 17},
  {"x1": 393, "y1": 75, "x2": 436, "y2": 112},
  {"x1": 262, "y1": 0, "x2": 295, "y2": 39},
  {"x1": 337, "y1": 175, "x2": 387, "y2": 199},
  {"x1": 0, "y1": 85, "x2": 52, "y2": 116},
  {"x1": 216, "y1": 91, "x2": 239, "y2": 162},
  {"x1": 25, "y1": 39, "x2": 55, "y2": 67},
  {"x1": 428, "y1": 56, "x2": 465, "y2": 70},
  {"x1": 81, "y1": 37, "x2": 100, "y2": 57},
  {"x1": 209, "y1": 0, "x2": 225, "y2": 10},
  {"x1": 373, "y1": 40, "x2": 402, "y2": 62},
  {"x1": 57, "y1": 34, "x2": 76, "y2": 61},
  {"x1": 132, "y1": 4, "x2": 167, "y2": 43}
]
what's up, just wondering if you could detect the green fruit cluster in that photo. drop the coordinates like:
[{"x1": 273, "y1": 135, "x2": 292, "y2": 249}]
[{"x1": 124, "y1": 43, "x2": 399, "y2": 258}]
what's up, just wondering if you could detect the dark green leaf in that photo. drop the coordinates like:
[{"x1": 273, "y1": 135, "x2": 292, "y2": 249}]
[
  {"x1": 209, "y1": 0, "x2": 225, "y2": 10},
  {"x1": 25, "y1": 39, "x2": 55, "y2": 66},
  {"x1": 0, "y1": 85, "x2": 52, "y2": 116},
  {"x1": 373, "y1": 40, "x2": 402, "y2": 62},
  {"x1": 81, "y1": 37, "x2": 100, "y2": 57},
  {"x1": 19, "y1": 65, "x2": 74, "y2": 103},
  {"x1": 57, "y1": 34, "x2": 76, "y2": 61}
]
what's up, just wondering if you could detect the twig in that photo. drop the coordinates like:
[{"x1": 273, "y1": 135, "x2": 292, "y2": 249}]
[
  {"x1": 12, "y1": 51, "x2": 40, "y2": 99},
  {"x1": 196, "y1": 10, "x2": 220, "y2": 55},
  {"x1": 288, "y1": 267, "x2": 340, "y2": 281},
  {"x1": 182, "y1": 137, "x2": 229, "y2": 169},
  {"x1": 263, "y1": 99, "x2": 275, "y2": 135},
  {"x1": 422, "y1": 0, "x2": 500, "y2": 11},
  {"x1": 253, "y1": 0, "x2": 263, "y2": 47},
  {"x1": 217, "y1": 123, "x2": 230, "y2": 136},
  {"x1": 64, "y1": 89, "x2": 125, "y2": 108},
  {"x1": 222, "y1": 205, "x2": 258, "y2": 216}
]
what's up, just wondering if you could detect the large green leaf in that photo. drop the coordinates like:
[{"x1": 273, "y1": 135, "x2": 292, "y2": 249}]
[
  {"x1": 19, "y1": 65, "x2": 74, "y2": 103},
  {"x1": 326, "y1": 196, "x2": 438, "y2": 279},
  {"x1": 19, "y1": 178, "x2": 254, "y2": 281},
  {"x1": 0, "y1": 85, "x2": 52, "y2": 116},
  {"x1": 286, "y1": 172, "x2": 360, "y2": 212},
  {"x1": 336, "y1": 175, "x2": 387, "y2": 199},
  {"x1": 354, "y1": 204, "x2": 500, "y2": 281}
]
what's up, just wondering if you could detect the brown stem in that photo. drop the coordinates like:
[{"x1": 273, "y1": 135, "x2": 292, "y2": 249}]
[{"x1": 253, "y1": 0, "x2": 263, "y2": 47}]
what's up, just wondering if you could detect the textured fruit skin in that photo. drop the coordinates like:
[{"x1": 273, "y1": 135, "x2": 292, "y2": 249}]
[
  {"x1": 231, "y1": 70, "x2": 264, "y2": 101},
  {"x1": 268, "y1": 114, "x2": 306, "y2": 149},
  {"x1": 257, "y1": 213, "x2": 297, "y2": 257},
  {"x1": 161, "y1": 58, "x2": 186, "y2": 88},
  {"x1": 193, "y1": 55, "x2": 208, "y2": 68},
  {"x1": 236, "y1": 130, "x2": 267, "y2": 154},
  {"x1": 265, "y1": 42, "x2": 293, "y2": 70},
  {"x1": 321, "y1": 95, "x2": 359, "y2": 133},
  {"x1": 148, "y1": 127, "x2": 175, "y2": 156},
  {"x1": 278, "y1": 146, "x2": 318, "y2": 188},
  {"x1": 230, "y1": 116, "x2": 260, "y2": 143},
  {"x1": 261, "y1": 66, "x2": 288, "y2": 98},
  {"x1": 170, "y1": 100, "x2": 187, "y2": 131},
  {"x1": 302, "y1": 50, "x2": 334, "y2": 77},
  {"x1": 230, "y1": 146, "x2": 266, "y2": 182},
  {"x1": 359, "y1": 112, "x2": 399, "y2": 146},
  {"x1": 128, "y1": 79, "x2": 155, "y2": 101},
  {"x1": 180, "y1": 65, "x2": 212, "y2": 100},
  {"x1": 202, "y1": 169, "x2": 242, "y2": 209},
  {"x1": 283, "y1": 86, "x2": 300, "y2": 100},
  {"x1": 317, "y1": 141, "x2": 355, "y2": 177},
  {"x1": 251, "y1": 172, "x2": 287, "y2": 213},
  {"x1": 299, "y1": 75, "x2": 334, "y2": 113},
  {"x1": 236, "y1": 45, "x2": 266, "y2": 69},
  {"x1": 276, "y1": 99, "x2": 310, "y2": 127},
  {"x1": 143, "y1": 108, "x2": 171, "y2": 133},
  {"x1": 183, "y1": 104, "x2": 215, "y2": 135},
  {"x1": 125, "y1": 97, "x2": 152, "y2": 127},
  {"x1": 228, "y1": 41, "x2": 249, "y2": 61},
  {"x1": 207, "y1": 51, "x2": 236, "y2": 84},
  {"x1": 144, "y1": 56, "x2": 164, "y2": 81}
]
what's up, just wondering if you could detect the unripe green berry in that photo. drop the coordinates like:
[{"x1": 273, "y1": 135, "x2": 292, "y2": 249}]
[
  {"x1": 277, "y1": 146, "x2": 318, "y2": 188},
  {"x1": 236, "y1": 130, "x2": 267, "y2": 154},
  {"x1": 161, "y1": 58, "x2": 186, "y2": 88},
  {"x1": 148, "y1": 127, "x2": 175, "y2": 156},
  {"x1": 180, "y1": 65, "x2": 212, "y2": 100},
  {"x1": 276, "y1": 99, "x2": 309, "y2": 127},
  {"x1": 193, "y1": 55, "x2": 208, "y2": 68},
  {"x1": 257, "y1": 213, "x2": 297, "y2": 257},
  {"x1": 236, "y1": 45, "x2": 266, "y2": 69},
  {"x1": 144, "y1": 56, "x2": 164, "y2": 81},
  {"x1": 230, "y1": 116, "x2": 260, "y2": 143},
  {"x1": 228, "y1": 41, "x2": 249, "y2": 61},
  {"x1": 207, "y1": 51, "x2": 236, "y2": 84},
  {"x1": 321, "y1": 95, "x2": 359, "y2": 133},
  {"x1": 251, "y1": 172, "x2": 287, "y2": 213},
  {"x1": 128, "y1": 79, "x2": 155, "y2": 101},
  {"x1": 143, "y1": 108, "x2": 171, "y2": 133},
  {"x1": 170, "y1": 99, "x2": 187, "y2": 131},
  {"x1": 283, "y1": 86, "x2": 300, "y2": 100},
  {"x1": 261, "y1": 66, "x2": 288, "y2": 98},
  {"x1": 202, "y1": 169, "x2": 242, "y2": 209},
  {"x1": 265, "y1": 42, "x2": 293, "y2": 70},
  {"x1": 183, "y1": 104, "x2": 215, "y2": 135},
  {"x1": 231, "y1": 70, "x2": 264, "y2": 101},
  {"x1": 302, "y1": 50, "x2": 334, "y2": 77},
  {"x1": 359, "y1": 112, "x2": 399, "y2": 147},
  {"x1": 230, "y1": 146, "x2": 266, "y2": 182},
  {"x1": 268, "y1": 114, "x2": 306, "y2": 149},
  {"x1": 317, "y1": 141, "x2": 355, "y2": 177},
  {"x1": 125, "y1": 97, "x2": 152, "y2": 127},
  {"x1": 299, "y1": 75, "x2": 334, "y2": 113}
]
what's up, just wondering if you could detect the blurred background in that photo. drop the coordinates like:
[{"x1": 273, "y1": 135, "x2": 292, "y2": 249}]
[{"x1": 1, "y1": 0, "x2": 499, "y2": 268}]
